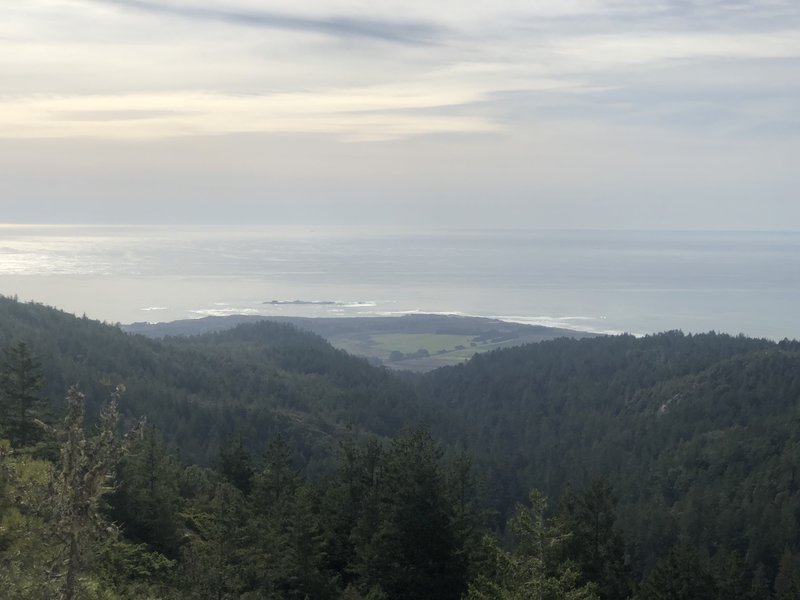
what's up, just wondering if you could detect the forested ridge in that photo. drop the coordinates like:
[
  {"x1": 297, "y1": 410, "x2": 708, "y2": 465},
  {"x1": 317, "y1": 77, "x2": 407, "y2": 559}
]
[
  {"x1": 419, "y1": 333, "x2": 800, "y2": 581},
  {"x1": 1, "y1": 295, "x2": 800, "y2": 599},
  {"x1": 0, "y1": 295, "x2": 428, "y2": 467}
]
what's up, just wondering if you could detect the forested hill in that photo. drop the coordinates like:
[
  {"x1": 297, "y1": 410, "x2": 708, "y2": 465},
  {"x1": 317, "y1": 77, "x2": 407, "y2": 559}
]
[
  {"x1": 420, "y1": 331, "x2": 800, "y2": 572},
  {"x1": 5, "y1": 295, "x2": 800, "y2": 597},
  {"x1": 0, "y1": 296, "x2": 428, "y2": 465}
]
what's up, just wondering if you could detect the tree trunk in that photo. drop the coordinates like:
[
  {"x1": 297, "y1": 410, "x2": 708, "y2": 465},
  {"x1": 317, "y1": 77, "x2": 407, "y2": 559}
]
[{"x1": 64, "y1": 531, "x2": 79, "y2": 600}]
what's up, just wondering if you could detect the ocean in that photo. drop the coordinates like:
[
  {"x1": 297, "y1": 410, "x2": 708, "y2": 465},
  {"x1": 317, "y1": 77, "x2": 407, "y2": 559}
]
[{"x1": 0, "y1": 225, "x2": 798, "y2": 340}]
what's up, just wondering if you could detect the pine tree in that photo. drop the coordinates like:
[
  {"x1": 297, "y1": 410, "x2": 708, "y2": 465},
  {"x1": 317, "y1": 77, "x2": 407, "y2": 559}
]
[
  {"x1": 774, "y1": 547, "x2": 800, "y2": 600},
  {"x1": 0, "y1": 341, "x2": 46, "y2": 448},
  {"x1": 352, "y1": 429, "x2": 466, "y2": 600},
  {"x1": 106, "y1": 425, "x2": 183, "y2": 556},
  {"x1": 181, "y1": 481, "x2": 250, "y2": 600},
  {"x1": 217, "y1": 437, "x2": 254, "y2": 495},
  {"x1": 558, "y1": 480, "x2": 632, "y2": 599},
  {"x1": 252, "y1": 436, "x2": 297, "y2": 510},
  {"x1": 636, "y1": 543, "x2": 717, "y2": 600},
  {"x1": 712, "y1": 550, "x2": 753, "y2": 600},
  {"x1": 48, "y1": 384, "x2": 143, "y2": 600},
  {"x1": 467, "y1": 489, "x2": 599, "y2": 600},
  {"x1": 0, "y1": 438, "x2": 58, "y2": 599}
]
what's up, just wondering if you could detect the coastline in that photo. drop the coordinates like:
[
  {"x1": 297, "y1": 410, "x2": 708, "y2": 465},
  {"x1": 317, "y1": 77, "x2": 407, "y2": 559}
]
[{"x1": 1, "y1": 227, "x2": 796, "y2": 341}]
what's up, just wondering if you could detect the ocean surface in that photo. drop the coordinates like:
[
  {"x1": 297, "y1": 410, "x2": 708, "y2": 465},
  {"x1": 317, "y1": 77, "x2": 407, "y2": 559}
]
[{"x1": 0, "y1": 225, "x2": 798, "y2": 340}]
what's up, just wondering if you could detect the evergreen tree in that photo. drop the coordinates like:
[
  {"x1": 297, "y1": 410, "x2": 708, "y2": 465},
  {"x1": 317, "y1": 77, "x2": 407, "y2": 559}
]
[
  {"x1": 181, "y1": 480, "x2": 251, "y2": 599},
  {"x1": 243, "y1": 436, "x2": 339, "y2": 599},
  {"x1": 637, "y1": 543, "x2": 717, "y2": 600},
  {"x1": 749, "y1": 563, "x2": 772, "y2": 600},
  {"x1": 106, "y1": 425, "x2": 184, "y2": 556},
  {"x1": 217, "y1": 436, "x2": 255, "y2": 495},
  {"x1": 0, "y1": 342, "x2": 46, "y2": 448},
  {"x1": 711, "y1": 550, "x2": 754, "y2": 600},
  {"x1": 467, "y1": 489, "x2": 599, "y2": 600},
  {"x1": 445, "y1": 449, "x2": 486, "y2": 582},
  {"x1": 558, "y1": 480, "x2": 633, "y2": 599},
  {"x1": 773, "y1": 547, "x2": 800, "y2": 600},
  {"x1": 352, "y1": 429, "x2": 467, "y2": 600},
  {"x1": 320, "y1": 436, "x2": 383, "y2": 591},
  {"x1": 0, "y1": 438, "x2": 58, "y2": 599},
  {"x1": 252, "y1": 436, "x2": 298, "y2": 509},
  {"x1": 47, "y1": 384, "x2": 143, "y2": 600}
]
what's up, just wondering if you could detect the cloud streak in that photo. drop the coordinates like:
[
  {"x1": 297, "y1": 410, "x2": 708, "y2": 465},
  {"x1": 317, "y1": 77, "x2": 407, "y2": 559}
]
[
  {"x1": 96, "y1": 0, "x2": 445, "y2": 44},
  {"x1": 2, "y1": 0, "x2": 799, "y2": 228},
  {"x1": 0, "y1": 88, "x2": 498, "y2": 141}
]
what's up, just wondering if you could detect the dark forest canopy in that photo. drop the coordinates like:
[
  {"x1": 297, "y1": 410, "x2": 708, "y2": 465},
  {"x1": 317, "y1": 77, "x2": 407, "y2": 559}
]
[
  {"x1": 0, "y1": 295, "x2": 429, "y2": 467},
  {"x1": 1, "y1": 294, "x2": 800, "y2": 598}
]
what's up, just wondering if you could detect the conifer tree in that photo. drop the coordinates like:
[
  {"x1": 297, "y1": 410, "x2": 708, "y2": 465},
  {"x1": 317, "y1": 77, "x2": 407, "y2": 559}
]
[
  {"x1": 0, "y1": 341, "x2": 46, "y2": 448},
  {"x1": 636, "y1": 543, "x2": 717, "y2": 600},
  {"x1": 48, "y1": 384, "x2": 143, "y2": 600},
  {"x1": 0, "y1": 438, "x2": 57, "y2": 599},
  {"x1": 467, "y1": 489, "x2": 599, "y2": 600},
  {"x1": 558, "y1": 480, "x2": 632, "y2": 600},
  {"x1": 106, "y1": 425, "x2": 183, "y2": 556},
  {"x1": 352, "y1": 429, "x2": 466, "y2": 600},
  {"x1": 218, "y1": 437, "x2": 254, "y2": 495},
  {"x1": 181, "y1": 481, "x2": 249, "y2": 600},
  {"x1": 774, "y1": 547, "x2": 800, "y2": 600}
]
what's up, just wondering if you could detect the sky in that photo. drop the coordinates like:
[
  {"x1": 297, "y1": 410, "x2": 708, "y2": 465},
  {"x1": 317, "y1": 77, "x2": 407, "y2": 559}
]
[{"x1": 1, "y1": 0, "x2": 799, "y2": 228}]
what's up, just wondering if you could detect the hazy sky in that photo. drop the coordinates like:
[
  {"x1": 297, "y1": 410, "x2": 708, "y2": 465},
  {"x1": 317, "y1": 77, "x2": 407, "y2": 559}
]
[{"x1": 2, "y1": 0, "x2": 799, "y2": 228}]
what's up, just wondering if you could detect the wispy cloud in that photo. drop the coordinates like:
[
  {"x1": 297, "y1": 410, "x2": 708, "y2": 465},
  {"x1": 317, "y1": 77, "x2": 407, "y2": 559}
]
[
  {"x1": 0, "y1": 88, "x2": 498, "y2": 141},
  {"x1": 2, "y1": 0, "x2": 800, "y2": 228},
  {"x1": 95, "y1": 0, "x2": 445, "y2": 44}
]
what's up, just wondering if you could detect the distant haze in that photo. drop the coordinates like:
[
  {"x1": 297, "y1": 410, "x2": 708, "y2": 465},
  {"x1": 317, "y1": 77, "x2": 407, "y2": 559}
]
[
  {"x1": 1, "y1": 1, "x2": 799, "y2": 228},
  {"x1": 1, "y1": 226, "x2": 798, "y2": 340}
]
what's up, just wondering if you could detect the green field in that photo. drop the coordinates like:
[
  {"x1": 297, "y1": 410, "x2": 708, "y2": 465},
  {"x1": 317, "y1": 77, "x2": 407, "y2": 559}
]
[
  {"x1": 329, "y1": 332, "x2": 483, "y2": 368},
  {"x1": 369, "y1": 333, "x2": 476, "y2": 355},
  {"x1": 125, "y1": 313, "x2": 594, "y2": 372}
]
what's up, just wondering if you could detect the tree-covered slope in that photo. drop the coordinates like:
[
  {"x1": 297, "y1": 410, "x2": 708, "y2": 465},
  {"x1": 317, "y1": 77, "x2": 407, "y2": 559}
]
[
  {"x1": 0, "y1": 296, "x2": 427, "y2": 464},
  {"x1": 420, "y1": 331, "x2": 800, "y2": 574},
  {"x1": 5, "y1": 294, "x2": 800, "y2": 592}
]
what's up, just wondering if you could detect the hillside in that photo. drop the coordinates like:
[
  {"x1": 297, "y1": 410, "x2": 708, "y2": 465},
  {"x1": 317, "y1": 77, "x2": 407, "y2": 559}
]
[
  {"x1": 0, "y1": 296, "x2": 428, "y2": 465},
  {"x1": 420, "y1": 331, "x2": 800, "y2": 573},
  {"x1": 123, "y1": 313, "x2": 593, "y2": 371},
  {"x1": 4, "y1": 295, "x2": 800, "y2": 595}
]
